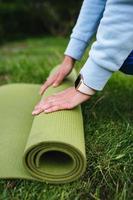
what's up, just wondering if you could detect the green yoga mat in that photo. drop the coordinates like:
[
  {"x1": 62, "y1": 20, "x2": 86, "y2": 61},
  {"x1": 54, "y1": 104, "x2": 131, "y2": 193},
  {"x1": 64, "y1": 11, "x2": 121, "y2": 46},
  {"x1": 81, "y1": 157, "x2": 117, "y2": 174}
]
[{"x1": 0, "y1": 65, "x2": 86, "y2": 184}]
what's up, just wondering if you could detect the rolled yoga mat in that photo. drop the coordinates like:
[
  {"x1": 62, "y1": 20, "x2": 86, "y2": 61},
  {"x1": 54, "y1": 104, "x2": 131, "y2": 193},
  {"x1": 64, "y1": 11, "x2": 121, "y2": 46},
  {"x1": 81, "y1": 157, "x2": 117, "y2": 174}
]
[{"x1": 0, "y1": 65, "x2": 86, "y2": 184}]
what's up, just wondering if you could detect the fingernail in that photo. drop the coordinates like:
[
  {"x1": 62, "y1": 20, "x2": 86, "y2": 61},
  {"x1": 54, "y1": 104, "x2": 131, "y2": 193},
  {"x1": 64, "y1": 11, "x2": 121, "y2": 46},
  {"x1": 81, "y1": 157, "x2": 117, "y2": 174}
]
[
  {"x1": 53, "y1": 83, "x2": 57, "y2": 87},
  {"x1": 32, "y1": 111, "x2": 37, "y2": 115}
]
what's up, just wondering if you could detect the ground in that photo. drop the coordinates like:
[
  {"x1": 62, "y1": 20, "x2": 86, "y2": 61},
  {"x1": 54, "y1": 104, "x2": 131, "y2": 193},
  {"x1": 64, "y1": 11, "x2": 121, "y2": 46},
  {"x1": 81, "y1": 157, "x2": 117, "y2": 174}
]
[{"x1": 0, "y1": 36, "x2": 133, "y2": 200}]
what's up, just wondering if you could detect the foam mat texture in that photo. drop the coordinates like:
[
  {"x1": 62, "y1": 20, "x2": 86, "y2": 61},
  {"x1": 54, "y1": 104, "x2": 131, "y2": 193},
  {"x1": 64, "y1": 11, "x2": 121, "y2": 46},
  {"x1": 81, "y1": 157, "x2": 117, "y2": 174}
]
[{"x1": 0, "y1": 65, "x2": 86, "y2": 184}]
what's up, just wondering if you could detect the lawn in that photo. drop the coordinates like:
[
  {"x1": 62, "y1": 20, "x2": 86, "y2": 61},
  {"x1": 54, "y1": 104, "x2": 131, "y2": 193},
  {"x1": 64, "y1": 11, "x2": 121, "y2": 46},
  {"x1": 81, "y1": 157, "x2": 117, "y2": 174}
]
[{"x1": 0, "y1": 36, "x2": 133, "y2": 200}]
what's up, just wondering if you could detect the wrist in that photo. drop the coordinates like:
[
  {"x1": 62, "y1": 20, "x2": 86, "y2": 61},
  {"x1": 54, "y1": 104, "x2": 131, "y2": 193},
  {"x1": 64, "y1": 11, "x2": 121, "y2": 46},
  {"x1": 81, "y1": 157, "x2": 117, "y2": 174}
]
[
  {"x1": 63, "y1": 55, "x2": 76, "y2": 66},
  {"x1": 75, "y1": 74, "x2": 96, "y2": 96}
]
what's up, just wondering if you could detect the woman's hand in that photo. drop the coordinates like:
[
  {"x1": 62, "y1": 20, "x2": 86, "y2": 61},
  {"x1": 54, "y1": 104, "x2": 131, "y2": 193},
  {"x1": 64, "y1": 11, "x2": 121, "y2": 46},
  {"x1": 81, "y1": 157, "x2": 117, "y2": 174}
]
[
  {"x1": 39, "y1": 55, "x2": 76, "y2": 95},
  {"x1": 32, "y1": 86, "x2": 91, "y2": 115}
]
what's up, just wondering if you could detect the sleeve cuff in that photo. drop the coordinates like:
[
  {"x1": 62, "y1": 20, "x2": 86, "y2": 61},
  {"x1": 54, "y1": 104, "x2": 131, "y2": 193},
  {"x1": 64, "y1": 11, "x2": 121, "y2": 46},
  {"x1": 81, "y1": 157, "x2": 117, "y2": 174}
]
[
  {"x1": 79, "y1": 57, "x2": 113, "y2": 91},
  {"x1": 64, "y1": 37, "x2": 88, "y2": 61}
]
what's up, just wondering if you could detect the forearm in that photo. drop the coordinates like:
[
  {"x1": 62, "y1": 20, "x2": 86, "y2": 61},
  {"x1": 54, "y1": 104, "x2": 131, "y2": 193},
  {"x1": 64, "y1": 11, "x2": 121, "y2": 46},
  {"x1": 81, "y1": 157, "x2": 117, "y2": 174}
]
[
  {"x1": 64, "y1": 0, "x2": 106, "y2": 60},
  {"x1": 79, "y1": 0, "x2": 133, "y2": 91}
]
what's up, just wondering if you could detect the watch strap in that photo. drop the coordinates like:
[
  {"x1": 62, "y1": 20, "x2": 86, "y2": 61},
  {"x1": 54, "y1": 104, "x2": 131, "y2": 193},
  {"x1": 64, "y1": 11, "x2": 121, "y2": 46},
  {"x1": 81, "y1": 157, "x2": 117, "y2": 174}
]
[{"x1": 75, "y1": 74, "x2": 95, "y2": 96}]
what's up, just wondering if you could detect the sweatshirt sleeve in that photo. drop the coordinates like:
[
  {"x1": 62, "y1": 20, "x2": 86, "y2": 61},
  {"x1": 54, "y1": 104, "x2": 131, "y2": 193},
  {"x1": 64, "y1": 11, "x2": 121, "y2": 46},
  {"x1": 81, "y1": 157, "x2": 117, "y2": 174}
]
[
  {"x1": 64, "y1": 0, "x2": 106, "y2": 60},
  {"x1": 79, "y1": 0, "x2": 133, "y2": 91}
]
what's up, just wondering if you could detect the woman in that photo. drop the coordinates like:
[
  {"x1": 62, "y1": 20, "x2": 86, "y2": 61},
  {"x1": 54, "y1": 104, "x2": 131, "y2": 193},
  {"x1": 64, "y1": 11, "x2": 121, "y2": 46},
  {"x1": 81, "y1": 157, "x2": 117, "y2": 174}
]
[{"x1": 32, "y1": 0, "x2": 133, "y2": 115}]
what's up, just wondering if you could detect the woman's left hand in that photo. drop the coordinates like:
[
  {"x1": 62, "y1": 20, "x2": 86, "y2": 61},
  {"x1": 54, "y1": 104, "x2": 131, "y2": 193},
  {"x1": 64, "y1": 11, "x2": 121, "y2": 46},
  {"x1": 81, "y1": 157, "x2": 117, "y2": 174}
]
[{"x1": 32, "y1": 86, "x2": 91, "y2": 115}]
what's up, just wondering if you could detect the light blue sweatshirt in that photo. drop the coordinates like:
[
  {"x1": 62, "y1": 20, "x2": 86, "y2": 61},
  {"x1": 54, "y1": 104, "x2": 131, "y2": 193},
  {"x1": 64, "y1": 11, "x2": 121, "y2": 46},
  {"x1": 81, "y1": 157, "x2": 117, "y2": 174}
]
[{"x1": 64, "y1": 0, "x2": 133, "y2": 91}]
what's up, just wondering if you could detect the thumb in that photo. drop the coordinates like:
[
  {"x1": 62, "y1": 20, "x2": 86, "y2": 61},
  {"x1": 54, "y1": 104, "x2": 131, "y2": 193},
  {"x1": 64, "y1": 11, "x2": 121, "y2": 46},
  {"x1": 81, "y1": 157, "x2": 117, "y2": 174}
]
[{"x1": 52, "y1": 73, "x2": 65, "y2": 87}]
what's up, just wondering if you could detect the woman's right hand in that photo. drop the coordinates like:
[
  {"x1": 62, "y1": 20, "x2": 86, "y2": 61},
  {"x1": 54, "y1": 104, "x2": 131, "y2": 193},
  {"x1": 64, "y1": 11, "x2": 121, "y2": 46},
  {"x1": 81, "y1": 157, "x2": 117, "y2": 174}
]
[{"x1": 39, "y1": 55, "x2": 76, "y2": 95}]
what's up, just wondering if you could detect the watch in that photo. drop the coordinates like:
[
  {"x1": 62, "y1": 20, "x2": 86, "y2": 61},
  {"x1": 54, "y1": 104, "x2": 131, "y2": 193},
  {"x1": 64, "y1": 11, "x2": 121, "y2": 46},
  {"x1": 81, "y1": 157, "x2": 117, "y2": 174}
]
[{"x1": 74, "y1": 73, "x2": 96, "y2": 96}]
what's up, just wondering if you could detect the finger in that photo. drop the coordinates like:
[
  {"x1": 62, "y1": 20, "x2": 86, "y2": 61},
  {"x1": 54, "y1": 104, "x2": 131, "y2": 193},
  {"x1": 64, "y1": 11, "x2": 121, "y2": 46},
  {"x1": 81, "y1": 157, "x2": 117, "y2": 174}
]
[
  {"x1": 34, "y1": 104, "x2": 40, "y2": 110},
  {"x1": 34, "y1": 99, "x2": 45, "y2": 109},
  {"x1": 41, "y1": 100, "x2": 57, "y2": 111},
  {"x1": 44, "y1": 105, "x2": 61, "y2": 113},
  {"x1": 39, "y1": 74, "x2": 58, "y2": 95},
  {"x1": 32, "y1": 101, "x2": 56, "y2": 115},
  {"x1": 46, "y1": 100, "x2": 73, "y2": 112},
  {"x1": 52, "y1": 72, "x2": 65, "y2": 87},
  {"x1": 33, "y1": 100, "x2": 55, "y2": 113},
  {"x1": 34, "y1": 94, "x2": 58, "y2": 111},
  {"x1": 39, "y1": 81, "x2": 52, "y2": 95},
  {"x1": 32, "y1": 107, "x2": 44, "y2": 115}
]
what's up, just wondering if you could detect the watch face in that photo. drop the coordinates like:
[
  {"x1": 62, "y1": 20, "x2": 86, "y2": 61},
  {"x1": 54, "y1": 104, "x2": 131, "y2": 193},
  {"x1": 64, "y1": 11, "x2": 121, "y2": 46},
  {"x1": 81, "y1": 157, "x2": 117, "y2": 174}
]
[{"x1": 75, "y1": 74, "x2": 81, "y2": 88}]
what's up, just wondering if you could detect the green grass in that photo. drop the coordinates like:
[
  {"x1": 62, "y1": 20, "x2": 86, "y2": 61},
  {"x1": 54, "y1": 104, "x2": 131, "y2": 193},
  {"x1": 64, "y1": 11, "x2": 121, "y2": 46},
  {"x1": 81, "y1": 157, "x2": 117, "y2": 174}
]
[{"x1": 0, "y1": 36, "x2": 133, "y2": 200}]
